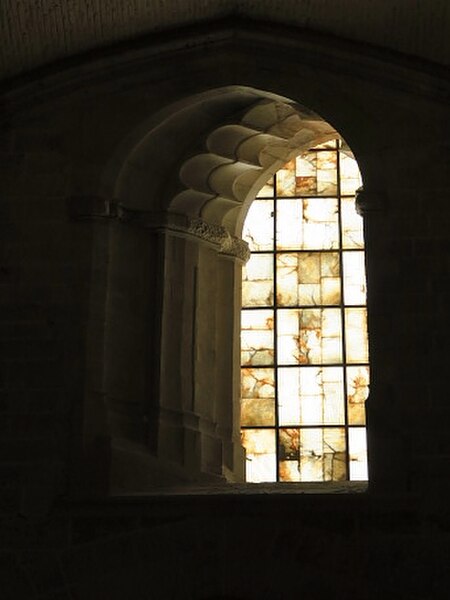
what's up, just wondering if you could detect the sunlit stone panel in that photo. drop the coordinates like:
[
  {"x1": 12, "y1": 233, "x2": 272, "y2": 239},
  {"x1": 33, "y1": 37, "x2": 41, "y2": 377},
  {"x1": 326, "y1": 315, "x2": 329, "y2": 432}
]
[{"x1": 241, "y1": 140, "x2": 369, "y2": 483}]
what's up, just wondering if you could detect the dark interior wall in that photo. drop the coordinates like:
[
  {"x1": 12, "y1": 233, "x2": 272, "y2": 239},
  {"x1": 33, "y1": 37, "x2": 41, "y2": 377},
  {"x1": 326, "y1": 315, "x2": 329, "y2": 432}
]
[{"x1": 1, "y1": 21, "x2": 450, "y2": 599}]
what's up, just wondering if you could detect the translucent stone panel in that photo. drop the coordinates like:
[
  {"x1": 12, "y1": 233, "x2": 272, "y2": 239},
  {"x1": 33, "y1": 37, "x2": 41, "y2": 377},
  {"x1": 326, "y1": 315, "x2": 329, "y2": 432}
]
[
  {"x1": 276, "y1": 198, "x2": 339, "y2": 250},
  {"x1": 295, "y1": 153, "x2": 317, "y2": 195},
  {"x1": 241, "y1": 368, "x2": 275, "y2": 426},
  {"x1": 276, "y1": 159, "x2": 296, "y2": 196},
  {"x1": 242, "y1": 200, "x2": 274, "y2": 251},
  {"x1": 341, "y1": 197, "x2": 364, "y2": 249},
  {"x1": 345, "y1": 308, "x2": 369, "y2": 363},
  {"x1": 316, "y1": 151, "x2": 338, "y2": 196},
  {"x1": 240, "y1": 142, "x2": 369, "y2": 483},
  {"x1": 279, "y1": 428, "x2": 346, "y2": 482},
  {"x1": 339, "y1": 153, "x2": 362, "y2": 195},
  {"x1": 242, "y1": 254, "x2": 274, "y2": 307},
  {"x1": 241, "y1": 429, "x2": 276, "y2": 482},
  {"x1": 277, "y1": 308, "x2": 342, "y2": 365},
  {"x1": 346, "y1": 366, "x2": 369, "y2": 425},
  {"x1": 278, "y1": 366, "x2": 345, "y2": 425},
  {"x1": 294, "y1": 151, "x2": 338, "y2": 196},
  {"x1": 276, "y1": 252, "x2": 340, "y2": 306},
  {"x1": 349, "y1": 427, "x2": 368, "y2": 480},
  {"x1": 241, "y1": 309, "x2": 274, "y2": 366},
  {"x1": 343, "y1": 251, "x2": 366, "y2": 305}
]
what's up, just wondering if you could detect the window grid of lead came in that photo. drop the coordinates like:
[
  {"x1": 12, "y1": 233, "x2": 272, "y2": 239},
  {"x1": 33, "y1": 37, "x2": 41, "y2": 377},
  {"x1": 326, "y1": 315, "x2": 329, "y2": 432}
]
[{"x1": 240, "y1": 139, "x2": 369, "y2": 483}]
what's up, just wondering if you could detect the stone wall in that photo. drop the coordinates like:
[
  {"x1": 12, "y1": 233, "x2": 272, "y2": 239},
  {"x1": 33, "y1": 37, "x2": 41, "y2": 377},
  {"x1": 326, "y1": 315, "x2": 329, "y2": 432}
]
[{"x1": 1, "y1": 19, "x2": 450, "y2": 599}]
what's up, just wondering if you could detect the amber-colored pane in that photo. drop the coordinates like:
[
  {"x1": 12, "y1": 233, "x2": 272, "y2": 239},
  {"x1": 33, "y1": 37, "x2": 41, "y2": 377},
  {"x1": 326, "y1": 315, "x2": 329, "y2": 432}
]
[
  {"x1": 316, "y1": 151, "x2": 338, "y2": 195},
  {"x1": 347, "y1": 366, "x2": 369, "y2": 425},
  {"x1": 242, "y1": 253, "x2": 273, "y2": 307},
  {"x1": 341, "y1": 197, "x2": 364, "y2": 249},
  {"x1": 241, "y1": 398, "x2": 275, "y2": 426},
  {"x1": 277, "y1": 308, "x2": 342, "y2": 365},
  {"x1": 276, "y1": 253, "x2": 300, "y2": 306},
  {"x1": 242, "y1": 200, "x2": 274, "y2": 251},
  {"x1": 299, "y1": 428, "x2": 346, "y2": 481},
  {"x1": 345, "y1": 308, "x2": 369, "y2": 363},
  {"x1": 276, "y1": 252, "x2": 341, "y2": 307},
  {"x1": 241, "y1": 367, "x2": 275, "y2": 426},
  {"x1": 349, "y1": 427, "x2": 368, "y2": 480},
  {"x1": 241, "y1": 309, "x2": 274, "y2": 366},
  {"x1": 343, "y1": 251, "x2": 366, "y2": 305},
  {"x1": 295, "y1": 154, "x2": 317, "y2": 195},
  {"x1": 279, "y1": 460, "x2": 301, "y2": 481},
  {"x1": 241, "y1": 429, "x2": 276, "y2": 482},
  {"x1": 276, "y1": 159, "x2": 296, "y2": 196},
  {"x1": 279, "y1": 428, "x2": 300, "y2": 460}
]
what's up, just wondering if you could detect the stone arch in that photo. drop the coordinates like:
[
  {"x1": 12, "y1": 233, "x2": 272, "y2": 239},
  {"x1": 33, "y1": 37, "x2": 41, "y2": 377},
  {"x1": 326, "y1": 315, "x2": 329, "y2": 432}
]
[
  {"x1": 112, "y1": 85, "x2": 339, "y2": 233},
  {"x1": 101, "y1": 85, "x2": 369, "y2": 492}
]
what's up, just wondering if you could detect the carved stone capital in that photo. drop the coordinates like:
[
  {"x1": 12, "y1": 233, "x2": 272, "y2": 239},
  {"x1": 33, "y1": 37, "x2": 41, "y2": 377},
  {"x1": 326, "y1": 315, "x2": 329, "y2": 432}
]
[
  {"x1": 67, "y1": 198, "x2": 250, "y2": 262},
  {"x1": 220, "y1": 235, "x2": 251, "y2": 263},
  {"x1": 355, "y1": 188, "x2": 385, "y2": 215}
]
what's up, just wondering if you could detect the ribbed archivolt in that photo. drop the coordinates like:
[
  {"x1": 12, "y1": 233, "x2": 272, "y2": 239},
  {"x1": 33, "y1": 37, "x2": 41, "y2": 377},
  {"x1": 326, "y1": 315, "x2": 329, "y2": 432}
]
[{"x1": 174, "y1": 98, "x2": 337, "y2": 231}]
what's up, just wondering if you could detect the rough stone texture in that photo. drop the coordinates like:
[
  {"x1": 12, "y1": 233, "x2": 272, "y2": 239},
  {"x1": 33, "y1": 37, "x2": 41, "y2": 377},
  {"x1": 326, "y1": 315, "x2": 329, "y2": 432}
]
[
  {"x1": 1, "y1": 14, "x2": 450, "y2": 600},
  {"x1": 1, "y1": 0, "x2": 450, "y2": 82}
]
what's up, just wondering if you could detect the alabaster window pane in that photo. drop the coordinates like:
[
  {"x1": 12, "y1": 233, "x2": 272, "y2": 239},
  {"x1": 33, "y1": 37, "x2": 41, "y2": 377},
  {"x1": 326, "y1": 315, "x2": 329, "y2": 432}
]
[
  {"x1": 242, "y1": 254, "x2": 274, "y2": 307},
  {"x1": 319, "y1": 253, "x2": 341, "y2": 305},
  {"x1": 240, "y1": 143, "x2": 368, "y2": 484},
  {"x1": 242, "y1": 200, "x2": 274, "y2": 251},
  {"x1": 276, "y1": 253, "x2": 300, "y2": 306},
  {"x1": 279, "y1": 428, "x2": 300, "y2": 462},
  {"x1": 343, "y1": 251, "x2": 367, "y2": 305},
  {"x1": 339, "y1": 153, "x2": 362, "y2": 195},
  {"x1": 341, "y1": 197, "x2": 364, "y2": 249},
  {"x1": 276, "y1": 199, "x2": 303, "y2": 249},
  {"x1": 295, "y1": 153, "x2": 317, "y2": 195},
  {"x1": 276, "y1": 159, "x2": 296, "y2": 196},
  {"x1": 277, "y1": 367, "x2": 300, "y2": 425},
  {"x1": 316, "y1": 151, "x2": 338, "y2": 195},
  {"x1": 242, "y1": 429, "x2": 276, "y2": 482},
  {"x1": 241, "y1": 398, "x2": 275, "y2": 426},
  {"x1": 277, "y1": 199, "x2": 339, "y2": 251},
  {"x1": 241, "y1": 367, "x2": 276, "y2": 426},
  {"x1": 347, "y1": 366, "x2": 369, "y2": 425},
  {"x1": 298, "y1": 428, "x2": 346, "y2": 481},
  {"x1": 277, "y1": 308, "x2": 342, "y2": 365},
  {"x1": 299, "y1": 428, "x2": 345, "y2": 481},
  {"x1": 302, "y1": 198, "x2": 339, "y2": 250},
  {"x1": 322, "y1": 428, "x2": 347, "y2": 481},
  {"x1": 345, "y1": 308, "x2": 369, "y2": 363},
  {"x1": 279, "y1": 460, "x2": 301, "y2": 481},
  {"x1": 277, "y1": 252, "x2": 341, "y2": 307},
  {"x1": 241, "y1": 309, "x2": 274, "y2": 366},
  {"x1": 245, "y1": 452, "x2": 277, "y2": 482},
  {"x1": 299, "y1": 428, "x2": 324, "y2": 481},
  {"x1": 349, "y1": 427, "x2": 368, "y2": 480}
]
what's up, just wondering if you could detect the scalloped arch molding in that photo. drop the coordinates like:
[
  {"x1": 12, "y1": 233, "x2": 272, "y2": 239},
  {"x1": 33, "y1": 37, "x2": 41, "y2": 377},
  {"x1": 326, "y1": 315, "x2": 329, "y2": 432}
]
[{"x1": 114, "y1": 86, "x2": 339, "y2": 236}]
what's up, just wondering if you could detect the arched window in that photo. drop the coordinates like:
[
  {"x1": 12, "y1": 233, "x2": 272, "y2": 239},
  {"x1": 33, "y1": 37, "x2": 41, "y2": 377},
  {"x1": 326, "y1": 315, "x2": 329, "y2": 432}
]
[{"x1": 240, "y1": 139, "x2": 369, "y2": 483}]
